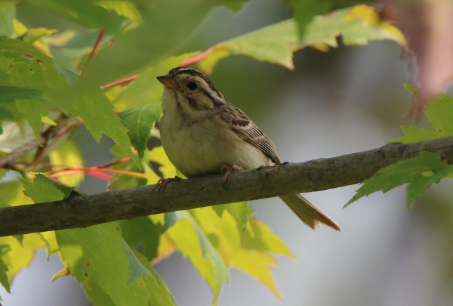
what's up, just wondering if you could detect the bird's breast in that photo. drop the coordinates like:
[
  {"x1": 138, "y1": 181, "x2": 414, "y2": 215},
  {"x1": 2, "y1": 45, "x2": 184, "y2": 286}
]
[{"x1": 159, "y1": 114, "x2": 273, "y2": 178}]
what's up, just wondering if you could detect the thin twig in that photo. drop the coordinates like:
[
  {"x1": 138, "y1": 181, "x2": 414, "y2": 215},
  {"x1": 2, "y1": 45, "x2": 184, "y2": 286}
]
[{"x1": 31, "y1": 122, "x2": 81, "y2": 169}]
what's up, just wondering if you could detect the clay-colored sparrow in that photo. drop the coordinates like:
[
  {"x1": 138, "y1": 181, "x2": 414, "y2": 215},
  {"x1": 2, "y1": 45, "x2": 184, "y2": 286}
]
[{"x1": 157, "y1": 67, "x2": 340, "y2": 231}]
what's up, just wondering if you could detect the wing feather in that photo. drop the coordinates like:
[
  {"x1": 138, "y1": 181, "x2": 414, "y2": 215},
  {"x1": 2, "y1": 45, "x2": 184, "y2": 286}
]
[{"x1": 221, "y1": 103, "x2": 281, "y2": 165}]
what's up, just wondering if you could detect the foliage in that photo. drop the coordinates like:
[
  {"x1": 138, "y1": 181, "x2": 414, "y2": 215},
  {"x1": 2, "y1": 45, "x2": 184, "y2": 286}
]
[
  {"x1": 348, "y1": 86, "x2": 453, "y2": 208},
  {"x1": 0, "y1": 0, "x2": 434, "y2": 305}
]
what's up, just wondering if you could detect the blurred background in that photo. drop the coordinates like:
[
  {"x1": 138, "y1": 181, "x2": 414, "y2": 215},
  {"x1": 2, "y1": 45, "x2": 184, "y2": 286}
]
[{"x1": 1, "y1": 0, "x2": 453, "y2": 305}]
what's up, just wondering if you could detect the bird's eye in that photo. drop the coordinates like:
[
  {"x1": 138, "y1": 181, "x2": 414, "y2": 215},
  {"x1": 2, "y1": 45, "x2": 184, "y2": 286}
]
[{"x1": 187, "y1": 82, "x2": 198, "y2": 90}]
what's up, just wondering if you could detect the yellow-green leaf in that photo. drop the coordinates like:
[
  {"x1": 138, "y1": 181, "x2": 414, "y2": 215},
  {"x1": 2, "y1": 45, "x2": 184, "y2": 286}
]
[
  {"x1": 0, "y1": 1, "x2": 16, "y2": 37},
  {"x1": 0, "y1": 37, "x2": 139, "y2": 166},
  {"x1": 112, "y1": 52, "x2": 200, "y2": 111},
  {"x1": 199, "y1": 5, "x2": 408, "y2": 74},
  {"x1": 94, "y1": 0, "x2": 142, "y2": 29},
  {"x1": 49, "y1": 138, "x2": 85, "y2": 187},
  {"x1": 346, "y1": 151, "x2": 453, "y2": 209},
  {"x1": 166, "y1": 211, "x2": 229, "y2": 306},
  {"x1": 56, "y1": 222, "x2": 175, "y2": 306},
  {"x1": 390, "y1": 85, "x2": 453, "y2": 143}
]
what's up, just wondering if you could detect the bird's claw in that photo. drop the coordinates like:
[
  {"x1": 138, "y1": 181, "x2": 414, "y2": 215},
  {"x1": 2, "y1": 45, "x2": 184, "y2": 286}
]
[
  {"x1": 158, "y1": 176, "x2": 181, "y2": 194},
  {"x1": 220, "y1": 164, "x2": 243, "y2": 185}
]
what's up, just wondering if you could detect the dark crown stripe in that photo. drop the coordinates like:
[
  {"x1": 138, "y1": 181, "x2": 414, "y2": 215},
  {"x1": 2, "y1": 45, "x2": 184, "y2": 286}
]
[{"x1": 170, "y1": 67, "x2": 222, "y2": 98}]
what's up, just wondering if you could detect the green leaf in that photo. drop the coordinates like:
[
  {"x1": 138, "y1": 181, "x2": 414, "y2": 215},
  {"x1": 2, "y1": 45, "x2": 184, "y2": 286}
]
[
  {"x1": 191, "y1": 207, "x2": 294, "y2": 299},
  {"x1": 0, "y1": 234, "x2": 48, "y2": 286},
  {"x1": 0, "y1": 86, "x2": 47, "y2": 104},
  {"x1": 166, "y1": 211, "x2": 229, "y2": 306},
  {"x1": 199, "y1": 5, "x2": 408, "y2": 74},
  {"x1": 0, "y1": 37, "x2": 139, "y2": 166},
  {"x1": 219, "y1": 0, "x2": 248, "y2": 12},
  {"x1": 84, "y1": 0, "x2": 216, "y2": 86},
  {"x1": 30, "y1": 0, "x2": 126, "y2": 32},
  {"x1": 346, "y1": 151, "x2": 453, "y2": 208},
  {"x1": 0, "y1": 52, "x2": 53, "y2": 140},
  {"x1": 118, "y1": 105, "x2": 161, "y2": 158},
  {"x1": 20, "y1": 174, "x2": 76, "y2": 203},
  {"x1": 0, "y1": 107, "x2": 14, "y2": 121},
  {"x1": 290, "y1": 0, "x2": 332, "y2": 40},
  {"x1": 56, "y1": 222, "x2": 175, "y2": 306},
  {"x1": 390, "y1": 85, "x2": 453, "y2": 143},
  {"x1": 94, "y1": 0, "x2": 143, "y2": 28},
  {"x1": 213, "y1": 202, "x2": 249, "y2": 231},
  {"x1": 0, "y1": 249, "x2": 10, "y2": 294},
  {"x1": 49, "y1": 138, "x2": 85, "y2": 187},
  {"x1": 112, "y1": 52, "x2": 200, "y2": 111},
  {"x1": 0, "y1": 1, "x2": 16, "y2": 37},
  {"x1": 121, "y1": 216, "x2": 165, "y2": 261},
  {"x1": 0, "y1": 180, "x2": 33, "y2": 207},
  {"x1": 120, "y1": 237, "x2": 153, "y2": 286},
  {"x1": 240, "y1": 214, "x2": 295, "y2": 258}
]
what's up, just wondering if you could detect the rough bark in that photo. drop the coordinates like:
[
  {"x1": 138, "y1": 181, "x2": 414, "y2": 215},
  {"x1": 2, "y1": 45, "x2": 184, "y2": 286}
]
[{"x1": 0, "y1": 136, "x2": 452, "y2": 237}]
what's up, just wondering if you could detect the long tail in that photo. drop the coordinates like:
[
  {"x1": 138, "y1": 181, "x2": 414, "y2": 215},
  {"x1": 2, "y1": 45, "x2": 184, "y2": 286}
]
[{"x1": 279, "y1": 194, "x2": 341, "y2": 231}]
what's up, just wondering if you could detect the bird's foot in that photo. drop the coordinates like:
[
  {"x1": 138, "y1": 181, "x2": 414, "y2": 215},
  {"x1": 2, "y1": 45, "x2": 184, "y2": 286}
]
[
  {"x1": 220, "y1": 164, "x2": 243, "y2": 184},
  {"x1": 158, "y1": 176, "x2": 181, "y2": 194}
]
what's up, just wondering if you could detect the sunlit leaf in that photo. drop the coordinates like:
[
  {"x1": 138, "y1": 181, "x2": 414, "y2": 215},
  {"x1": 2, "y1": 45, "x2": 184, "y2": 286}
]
[
  {"x1": 121, "y1": 216, "x2": 165, "y2": 261},
  {"x1": 39, "y1": 231, "x2": 59, "y2": 259},
  {"x1": 14, "y1": 21, "x2": 57, "y2": 56},
  {"x1": 0, "y1": 246, "x2": 10, "y2": 293},
  {"x1": 213, "y1": 201, "x2": 249, "y2": 231},
  {"x1": 120, "y1": 237, "x2": 153, "y2": 286},
  {"x1": 0, "y1": 0, "x2": 16, "y2": 37},
  {"x1": 112, "y1": 52, "x2": 199, "y2": 111},
  {"x1": 290, "y1": 0, "x2": 332, "y2": 40},
  {"x1": 118, "y1": 105, "x2": 161, "y2": 158},
  {"x1": 166, "y1": 211, "x2": 229, "y2": 306},
  {"x1": 50, "y1": 267, "x2": 69, "y2": 282},
  {"x1": 191, "y1": 207, "x2": 290, "y2": 298},
  {"x1": 57, "y1": 222, "x2": 175, "y2": 306},
  {"x1": 85, "y1": 0, "x2": 216, "y2": 86},
  {"x1": 0, "y1": 181, "x2": 31, "y2": 244},
  {"x1": 148, "y1": 146, "x2": 177, "y2": 180},
  {"x1": 152, "y1": 232, "x2": 176, "y2": 264},
  {"x1": 199, "y1": 5, "x2": 408, "y2": 74},
  {"x1": 241, "y1": 216, "x2": 295, "y2": 258},
  {"x1": 347, "y1": 151, "x2": 453, "y2": 208},
  {"x1": 49, "y1": 138, "x2": 85, "y2": 186},
  {"x1": 0, "y1": 180, "x2": 33, "y2": 207},
  {"x1": 94, "y1": 0, "x2": 142, "y2": 28},
  {"x1": 0, "y1": 234, "x2": 47, "y2": 283},
  {"x1": 20, "y1": 174, "x2": 76, "y2": 203},
  {"x1": 390, "y1": 85, "x2": 453, "y2": 143},
  {"x1": 0, "y1": 37, "x2": 139, "y2": 165}
]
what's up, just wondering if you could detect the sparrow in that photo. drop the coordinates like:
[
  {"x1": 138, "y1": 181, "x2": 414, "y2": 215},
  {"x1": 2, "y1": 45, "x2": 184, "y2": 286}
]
[{"x1": 157, "y1": 67, "x2": 340, "y2": 231}]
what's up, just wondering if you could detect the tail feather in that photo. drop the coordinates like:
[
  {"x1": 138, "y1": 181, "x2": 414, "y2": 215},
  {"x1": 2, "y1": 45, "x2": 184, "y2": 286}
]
[{"x1": 279, "y1": 194, "x2": 341, "y2": 231}]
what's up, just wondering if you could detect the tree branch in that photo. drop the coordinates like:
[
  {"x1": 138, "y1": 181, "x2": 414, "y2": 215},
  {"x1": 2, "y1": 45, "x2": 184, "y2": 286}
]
[{"x1": 1, "y1": 137, "x2": 453, "y2": 237}]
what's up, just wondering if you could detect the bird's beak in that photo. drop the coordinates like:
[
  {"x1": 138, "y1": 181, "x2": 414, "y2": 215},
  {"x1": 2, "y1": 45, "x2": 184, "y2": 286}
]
[{"x1": 157, "y1": 75, "x2": 177, "y2": 89}]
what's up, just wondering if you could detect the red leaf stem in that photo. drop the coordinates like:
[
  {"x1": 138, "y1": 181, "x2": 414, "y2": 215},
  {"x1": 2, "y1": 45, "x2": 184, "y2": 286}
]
[
  {"x1": 179, "y1": 48, "x2": 213, "y2": 67},
  {"x1": 81, "y1": 10, "x2": 114, "y2": 77},
  {"x1": 101, "y1": 48, "x2": 214, "y2": 90}
]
